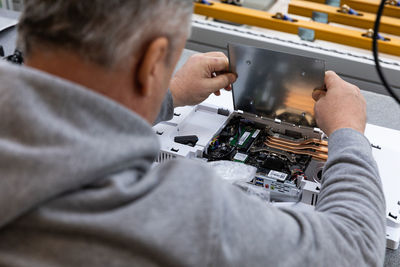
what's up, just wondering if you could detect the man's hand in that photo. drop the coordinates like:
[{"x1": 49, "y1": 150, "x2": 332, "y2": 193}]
[
  {"x1": 313, "y1": 71, "x2": 366, "y2": 136},
  {"x1": 170, "y1": 52, "x2": 237, "y2": 107}
]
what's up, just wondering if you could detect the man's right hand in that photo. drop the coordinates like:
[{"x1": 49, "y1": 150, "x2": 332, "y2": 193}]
[
  {"x1": 313, "y1": 71, "x2": 367, "y2": 136},
  {"x1": 170, "y1": 52, "x2": 237, "y2": 108}
]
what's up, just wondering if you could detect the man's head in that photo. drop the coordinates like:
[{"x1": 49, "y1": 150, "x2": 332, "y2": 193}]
[{"x1": 18, "y1": 0, "x2": 193, "y2": 123}]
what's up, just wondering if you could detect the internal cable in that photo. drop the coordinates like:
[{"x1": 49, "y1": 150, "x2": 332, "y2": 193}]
[{"x1": 372, "y1": 0, "x2": 400, "y2": 105}]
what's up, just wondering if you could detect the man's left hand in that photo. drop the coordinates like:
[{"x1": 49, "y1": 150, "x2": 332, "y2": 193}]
[{"x1": 170, "y1": 52, "x2": 237, "y2": 107}]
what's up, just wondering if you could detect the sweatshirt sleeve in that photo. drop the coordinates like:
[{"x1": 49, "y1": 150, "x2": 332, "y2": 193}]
[
  {"x1": 153, "y1": 89, "x2": 174, "y2": 125},
  {"x1": 211, "y1": 128, "x2": 386, "y2": 267}
]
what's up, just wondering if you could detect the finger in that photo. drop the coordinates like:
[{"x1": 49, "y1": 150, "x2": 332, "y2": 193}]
[
  {"x1": 214, "y1": 90, "x2": 221, "y2": 96},
  {"x1": 207, "y1": 73, "x2": 237, "y2": 91},
  {"x1": 325, "y1": 70, "x2": 360, "y2": 95},
  {"x1": 224, "y1": 84, "x2": 232, "y2": 91},
  {"x1": 312, "y1": 89, "x2": 326, "y2": 102},
  {"x1": 314, "y1": 103, "x2": 321, "y2": 125},
  {"x1": 202, "y1": 51, "x2": 227, "y2": 58},
  {"x1": 206, "y1": 56, "x2": 230, "y2": 73},
  {"x1": 324, "y1": 71, "x2": 345, "y2": 90}
]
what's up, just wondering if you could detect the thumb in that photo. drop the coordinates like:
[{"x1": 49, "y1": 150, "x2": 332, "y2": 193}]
[
  {"x1": 207, "y1": 73, "x2": 237, "y2": 92},
  {"x1": 312, "y1": 89, "x2": 326, "y2": 102},
  {"x1": 205, "y1": 56, "x2": 230, "y2": 73},
  {"x1": 324, "y1": 71, "x2": 344, "y2": 90}
]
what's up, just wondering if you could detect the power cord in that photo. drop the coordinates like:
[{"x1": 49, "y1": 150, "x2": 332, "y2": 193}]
[{"x1": 372, "y1": 0, "x2": 400, "y2": 105}]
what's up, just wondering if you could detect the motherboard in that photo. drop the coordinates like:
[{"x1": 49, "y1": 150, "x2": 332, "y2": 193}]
[{"x1": 204, "y1": 115, "x2": 327, "y2": 202}]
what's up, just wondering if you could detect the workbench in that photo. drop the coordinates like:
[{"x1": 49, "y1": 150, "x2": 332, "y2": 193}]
[{"x1": 0, "y1": 8, "x2": 399, "y2": 266}]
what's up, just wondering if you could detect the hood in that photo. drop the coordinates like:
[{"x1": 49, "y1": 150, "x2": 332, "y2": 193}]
[{"x1": 0, "y1": 61, "x2": 159, "y2": 228}]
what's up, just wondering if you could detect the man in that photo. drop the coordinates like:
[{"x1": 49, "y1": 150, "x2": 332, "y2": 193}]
[{"x1": 0, "y1": 1, "x2": 385, "y2": 266}]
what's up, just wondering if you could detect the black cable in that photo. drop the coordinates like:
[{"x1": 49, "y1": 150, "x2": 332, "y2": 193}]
[{"x1": 372, "y1": 0, "x2": 400, "y2": 105}]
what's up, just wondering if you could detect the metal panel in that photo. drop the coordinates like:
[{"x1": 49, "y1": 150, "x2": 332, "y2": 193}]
[{"x1": 228, "y1": 43, "x2": 325, "y2": 127}]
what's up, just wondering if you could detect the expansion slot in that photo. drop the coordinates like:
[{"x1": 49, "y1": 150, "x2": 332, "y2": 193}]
[
  {"x1": 301, "y1": 0, "x2": 400, "y2": 19},
  {"x1": 288, "y1": 0, "x2": 400, "y2": 36},
  {"x1": 194, "y1": 1, "x2": 400, "y2": 56}
]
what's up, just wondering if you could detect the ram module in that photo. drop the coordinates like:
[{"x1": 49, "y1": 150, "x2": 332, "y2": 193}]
[{"x1": 230, "y1": 129, "x2": 261, "y2": 152}]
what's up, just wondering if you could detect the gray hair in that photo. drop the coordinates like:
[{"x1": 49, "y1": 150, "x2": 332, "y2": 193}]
[{"x1": 18, "y1": 0, "x2": 193, "y2": 68}]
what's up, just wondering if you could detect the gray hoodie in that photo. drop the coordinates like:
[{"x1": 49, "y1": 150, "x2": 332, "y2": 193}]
[{"x1": 0, "y1": 61, "x2": 386, "y2": 267}]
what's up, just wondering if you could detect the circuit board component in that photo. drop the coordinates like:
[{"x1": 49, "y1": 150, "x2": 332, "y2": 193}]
[{"x1": 204, "y1": 115, "x2": 327, "y2": 202}]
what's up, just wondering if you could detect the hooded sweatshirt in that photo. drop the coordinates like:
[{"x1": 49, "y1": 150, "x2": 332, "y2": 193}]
[{"x1": 0, "y1": 61, "x2": 386, "y2": 267}]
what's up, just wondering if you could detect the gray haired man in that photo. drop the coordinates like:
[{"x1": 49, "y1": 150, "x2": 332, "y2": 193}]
[{"x1": 0, "y1": 1, "x2": 386, "y2": 266}]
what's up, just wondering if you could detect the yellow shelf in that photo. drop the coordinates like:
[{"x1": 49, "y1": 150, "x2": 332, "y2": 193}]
[
  {"x1": 301, "y1": 0, "x2": 400, "y2": 19},
  {"x1": 289, "y1": 0, "x2": 400, "y2": 36},
  {"x1": 194, "y1": 1, "x2": 400, "y2": 57}
]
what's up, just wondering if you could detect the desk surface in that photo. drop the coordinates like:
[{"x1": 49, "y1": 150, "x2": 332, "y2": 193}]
[{"x1": 1, "y1": 11, "x2": 400, "y2": 266}]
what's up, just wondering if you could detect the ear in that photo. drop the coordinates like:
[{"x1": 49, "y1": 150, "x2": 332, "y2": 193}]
[{"x1": 136, "y1": 37, "x2": 169, "y2": 97}]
